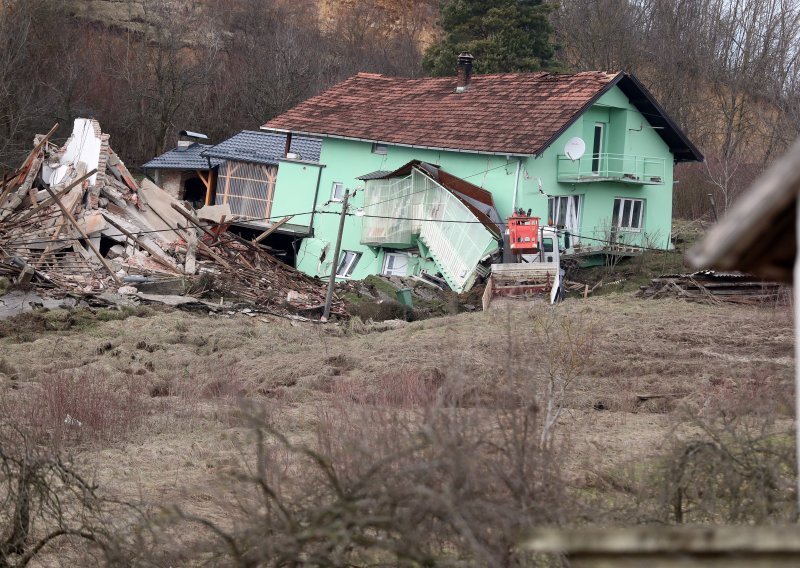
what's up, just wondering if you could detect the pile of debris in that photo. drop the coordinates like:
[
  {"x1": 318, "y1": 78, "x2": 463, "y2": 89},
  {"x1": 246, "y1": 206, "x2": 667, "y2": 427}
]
[
  {"x1": 638, "y1": 271, "x2": 785, "y2": 304},
  {"x1": 0, "y1": 119, "x2": 343, "y2": 318}
]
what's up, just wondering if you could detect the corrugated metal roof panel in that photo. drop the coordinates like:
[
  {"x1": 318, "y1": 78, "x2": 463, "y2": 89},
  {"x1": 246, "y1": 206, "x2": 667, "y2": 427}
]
[{"x1": 356, "y1": 170, "x2": 392, "y2": 181}]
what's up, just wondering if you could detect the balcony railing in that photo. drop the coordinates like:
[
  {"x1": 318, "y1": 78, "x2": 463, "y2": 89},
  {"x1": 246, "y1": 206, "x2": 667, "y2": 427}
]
[{"x1": 557, "y1": 153, "x2": 666, "y2": 185}]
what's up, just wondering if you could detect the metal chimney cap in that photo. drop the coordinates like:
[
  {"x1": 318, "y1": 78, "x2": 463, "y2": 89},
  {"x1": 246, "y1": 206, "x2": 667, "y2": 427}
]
[{"x1": 458, "y1": 52, "x2": 475, "y2": 64}]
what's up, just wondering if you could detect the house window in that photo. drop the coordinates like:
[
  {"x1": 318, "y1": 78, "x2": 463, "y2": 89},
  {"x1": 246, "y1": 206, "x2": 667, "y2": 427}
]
[
  {"x1": 331, "y1": 182, "x2": 345, "y2": 202},
  {"x1": 548, "y1": 195, "x2": 582, "y2": 230},
  {"x1": 382, "y1": 252, "x2": 408, "y2": 277},
  {"x1": 592, "y1": 123, "x2": 604, "y2": 174},
  {"x1": 612, "y1": 198, "x2": 644, "y2": 231},
  {"x1": 372, "y1": 142, "x2": 388, "y2": 155},
  {"x1": 336, "y1": 250, "x2": 362, "y2": 277},
  {"x1": 215, "y1": 161, "x2": 276, "y2": 223}
]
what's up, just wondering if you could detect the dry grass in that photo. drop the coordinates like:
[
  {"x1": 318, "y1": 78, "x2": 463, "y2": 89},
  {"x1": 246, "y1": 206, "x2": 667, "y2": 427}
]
[{"x1": 0, "y1": 294, "x2": 793, "y2": 561}]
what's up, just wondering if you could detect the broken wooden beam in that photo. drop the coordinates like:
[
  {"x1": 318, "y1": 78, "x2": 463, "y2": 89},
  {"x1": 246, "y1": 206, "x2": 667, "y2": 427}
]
[
  {"x1": 16, "y1": 169, "x2": 96, "y2": 224},
  {"x1": 253, "y1": 216, "x2": 293, "y2": 244},
  {"x1": 43, "y1": 184, "x2": 121, "y2": 285}
]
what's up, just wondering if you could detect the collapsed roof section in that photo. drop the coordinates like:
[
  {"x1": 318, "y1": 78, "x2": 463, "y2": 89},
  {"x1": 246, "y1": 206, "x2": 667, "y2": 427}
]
[
  {"x1": 360, "y1": 161, "x2": 501, "y2": 292},
  {"x1": 0, "y1": 119, "x2": 344, "y2": 317},
  {"x1": 371, "y1": 160, "x2": 503, "y2": 240}
]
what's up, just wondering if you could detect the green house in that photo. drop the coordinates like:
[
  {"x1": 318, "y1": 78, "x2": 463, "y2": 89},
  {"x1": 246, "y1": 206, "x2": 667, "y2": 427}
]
[
  {"x1": 147, "y1": 58, "x2": 702, "y2": 291},
  {"x1": 259, "y1": 62, "x2": 702, "y2": 290}
]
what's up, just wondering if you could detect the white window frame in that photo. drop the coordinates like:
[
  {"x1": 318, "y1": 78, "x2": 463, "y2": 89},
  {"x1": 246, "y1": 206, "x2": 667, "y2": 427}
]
[
  {"x1": 548, "y1": 195, "x2": 582, "y2": 229},
  {"x1": 331, "y1": 181, "x2": 345, "y2": 202},
  {"x1": 371, "y1": 142, "x2": 388, "y2": 155},
  {"x1": 336, "y1": 250, "x2": 362, "y2": 277},
  {"x1": 591, "y1": 122, "x2": 604, "y2": 175},
  {"x1": 382, "y1": 252, "x2": 409, "y2": 276},
  {"x1": 612, "y1": 197, "x2": 644, "y2": 232}
]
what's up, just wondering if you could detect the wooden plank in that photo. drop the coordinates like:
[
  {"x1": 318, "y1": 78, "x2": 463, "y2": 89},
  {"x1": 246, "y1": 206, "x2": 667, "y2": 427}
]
[
  {"x1": 11, "y1": 123, "x2": 58, "y2": 189},
  {"x1": 43, "y1": 184, "x2": 121, "y2": 284},
  {"x1": 15, "y1": 170, "x2": 96, "y2": 223},
  {"x1": 170, "y1": 202, "x2": 217, "y2": 240},
  {"x1": 196, "y1": 241, "x2": 232, "y2": 269},
  {"x1": 253, "y1": 216, "x2": 293, "y2": 244}
]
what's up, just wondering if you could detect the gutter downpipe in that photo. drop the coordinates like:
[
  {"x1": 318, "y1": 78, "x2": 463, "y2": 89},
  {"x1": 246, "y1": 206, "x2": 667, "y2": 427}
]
[
  {"x1": 795, "y1": 196, "x2": 800, "y2": 516},
  {"x1": 511, "y1": 158, "x2": 522, "y2": 212}
]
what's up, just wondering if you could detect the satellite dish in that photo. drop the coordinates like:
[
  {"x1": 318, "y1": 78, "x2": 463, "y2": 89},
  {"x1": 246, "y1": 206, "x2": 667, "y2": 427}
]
[{"x1": 564, "y1": 137, "x2": 586, "y2": 161}]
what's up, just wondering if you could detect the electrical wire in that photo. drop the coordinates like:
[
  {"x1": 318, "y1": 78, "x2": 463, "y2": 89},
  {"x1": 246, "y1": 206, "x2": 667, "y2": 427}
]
[
  {"x1": 2, "y1": 208, "x2": 682, "y2": 255},
  {"x1": 1, "y1": 209, "x2": 320, "y2": 248}
]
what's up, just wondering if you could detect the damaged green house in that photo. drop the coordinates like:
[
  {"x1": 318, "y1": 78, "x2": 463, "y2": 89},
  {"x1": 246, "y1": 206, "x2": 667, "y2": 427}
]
[
  {"x1": 144, "y1": 55, "x2": 702, "y2": 291},
  {"x1": 260, "y1": 55, "x2": 702, "y2": 290}
]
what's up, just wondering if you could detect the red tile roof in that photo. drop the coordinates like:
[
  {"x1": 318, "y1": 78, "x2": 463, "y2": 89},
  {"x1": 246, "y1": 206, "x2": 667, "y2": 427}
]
[{"x1": 263, "y1": 71, "x2": 621, "y2": 156}]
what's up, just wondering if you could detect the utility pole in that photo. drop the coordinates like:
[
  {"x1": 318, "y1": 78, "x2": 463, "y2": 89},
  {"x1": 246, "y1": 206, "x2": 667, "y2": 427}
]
[
  {"x1": 708, "y1": 193, "x2": 719, "y2": 222},
  {"x1": 322, "y1": 189, "x2": 349, "y2": 322}
]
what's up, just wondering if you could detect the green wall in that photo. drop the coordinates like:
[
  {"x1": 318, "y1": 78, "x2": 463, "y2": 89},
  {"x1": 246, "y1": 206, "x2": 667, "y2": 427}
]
[
  {"x1": 271, "y1": 159, "x2": 323, "y2": 230},
  {"x1": 284, "y1": 85, "x2": 676, "y2": 283}
]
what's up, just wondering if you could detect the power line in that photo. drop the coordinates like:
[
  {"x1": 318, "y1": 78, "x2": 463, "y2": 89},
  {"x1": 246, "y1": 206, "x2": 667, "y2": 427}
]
[
  {"x1": 3, "y1": 206, "x2": 682, "y2": 255},
  {"x1": 2, "y1": 210, "x2": 319, "y2": 248}
]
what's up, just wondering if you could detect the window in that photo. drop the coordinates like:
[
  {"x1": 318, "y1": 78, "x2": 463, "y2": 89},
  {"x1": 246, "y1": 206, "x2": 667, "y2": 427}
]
[
  {"x1": 215, "y1": 161, "x2": 277, "y2": 223},
  {"x1": 371, "y1": 142, "x2": 388, "y2": 155},
  {"x1": 591, "y1": 123, "x2": 604, "y2": 174},
  {"x1": 336, "y1": 250, "x2": 361, "y2": 277},
  {"x1": 547, "y1": 195, "x2": 582, "y2": 230},
  {"x1": 542, "y1": 238, "x2": 554, "y2": 253},
  {"x1": 382, "y1": 252, "x2": 408, "y2": 276},
  {"x1": 612, "y1": 198, "x2": 644, "y2": 231},
  {"x1": 331, "y1": 182, "x2": 345, "y2": 202}
]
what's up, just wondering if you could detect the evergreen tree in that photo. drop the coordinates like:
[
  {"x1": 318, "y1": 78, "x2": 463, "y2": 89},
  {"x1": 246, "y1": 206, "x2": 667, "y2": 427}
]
[{"x1": 423, "y1": 0, "x2": 559, "y2": 76}]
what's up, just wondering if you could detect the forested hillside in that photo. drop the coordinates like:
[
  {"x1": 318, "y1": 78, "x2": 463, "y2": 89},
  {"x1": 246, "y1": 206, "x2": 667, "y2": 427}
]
[{"x1": 1, "y1": 0, "x2": 798, "y2": 217}]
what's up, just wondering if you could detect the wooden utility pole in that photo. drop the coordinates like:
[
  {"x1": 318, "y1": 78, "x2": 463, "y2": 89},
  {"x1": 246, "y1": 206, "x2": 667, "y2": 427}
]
[{"x1": 322, "y1": 189, "x2": 350, "y2": 322}]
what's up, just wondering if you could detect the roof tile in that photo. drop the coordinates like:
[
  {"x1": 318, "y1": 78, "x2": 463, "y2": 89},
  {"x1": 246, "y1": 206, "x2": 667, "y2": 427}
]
[
  {"x1": 202, "y1": 131, "x2": 322, "y2": 166},
  {"x1": 263, "y1": 72, "x2": 619, "y2": 155}
]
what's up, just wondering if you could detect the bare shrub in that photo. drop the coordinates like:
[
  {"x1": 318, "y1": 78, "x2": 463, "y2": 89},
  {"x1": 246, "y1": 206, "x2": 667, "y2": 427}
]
[
  {"x1": 329, "y1": 366, "x2": 449, "y2": 408},
  {"x1": 139, "y1": 309, "x2": 602, "y2": 565},
  {"x1": 163, "y1": 357, "x2": 251, "y2": 402},
  {"x1": 151, "y1": 392, "x2": 567, "y2": 567},
  {"x1": 22, "y1": 369, "x2": 146, "y2": 448},
  {"x1": 524, "y1": 306, "x2": 597, "y2": 447},
  {"x1": 600, "y1": 370, "x2": 797, "y2": 525},
  {"x1": 658, "y1": 394, "x2": 796, "y2": 524},
  {"x1": 0, "y1": 422, "x2": 129, "y2": 567}
]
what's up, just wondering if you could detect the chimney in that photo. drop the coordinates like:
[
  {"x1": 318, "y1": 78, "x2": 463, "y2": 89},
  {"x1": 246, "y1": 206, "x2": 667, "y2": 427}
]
[
  {"x1": 456, "y1": 52, "x2": 474, "y2": 93},
  {"x1": 177, "y1": 130, "x2": 208, "y2": 149}
]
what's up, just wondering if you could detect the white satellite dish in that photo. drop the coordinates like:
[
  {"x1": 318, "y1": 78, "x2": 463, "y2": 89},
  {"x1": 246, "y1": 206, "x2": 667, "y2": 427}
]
[{"x1": 564, "y1": 137, "x2": 586, "y2": 161}]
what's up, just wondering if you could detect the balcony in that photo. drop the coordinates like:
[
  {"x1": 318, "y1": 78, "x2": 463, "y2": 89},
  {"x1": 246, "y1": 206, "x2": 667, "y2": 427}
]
[{"x1": 557, "y1": 153, "x2": 666, "y2": 185}]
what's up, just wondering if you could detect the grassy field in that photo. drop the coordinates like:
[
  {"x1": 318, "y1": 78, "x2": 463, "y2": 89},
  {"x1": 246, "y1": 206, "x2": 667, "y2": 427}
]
[{"x1": 0, "y1": 291, "x2": 794, "y2": 564}]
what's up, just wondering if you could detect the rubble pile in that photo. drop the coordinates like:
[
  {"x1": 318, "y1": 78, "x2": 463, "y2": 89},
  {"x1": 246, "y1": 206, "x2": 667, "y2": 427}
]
[
  {"x1": 638, "y1": 271, "x2": 785, "y2": 304},
  {"x1": 0, "y1": 119, "x2": 344, "y2": 317}
]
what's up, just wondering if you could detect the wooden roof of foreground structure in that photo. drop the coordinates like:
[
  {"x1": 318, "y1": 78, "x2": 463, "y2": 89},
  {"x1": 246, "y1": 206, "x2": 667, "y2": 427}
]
[{"x1": 688, "y1": 137, "x2": 800, "y2": 283}]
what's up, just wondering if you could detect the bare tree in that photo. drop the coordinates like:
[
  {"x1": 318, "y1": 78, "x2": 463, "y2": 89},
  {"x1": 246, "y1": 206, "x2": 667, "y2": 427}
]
[
  {"x1": 0, "y1": 423, "x2": 120, "y2": 567},
  {"x1": 555, "y1": 0, "x2": 800, "y2": 215}
]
